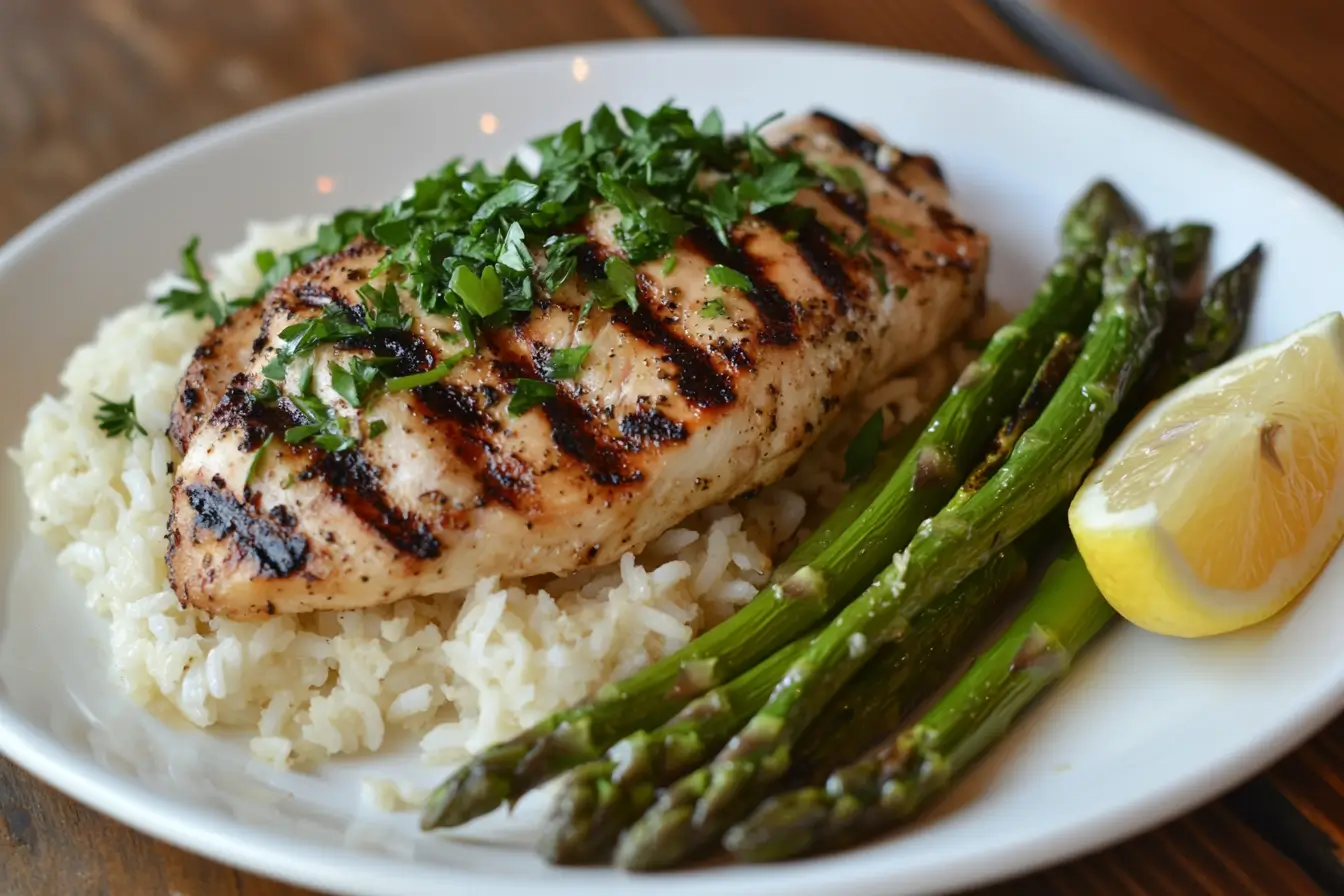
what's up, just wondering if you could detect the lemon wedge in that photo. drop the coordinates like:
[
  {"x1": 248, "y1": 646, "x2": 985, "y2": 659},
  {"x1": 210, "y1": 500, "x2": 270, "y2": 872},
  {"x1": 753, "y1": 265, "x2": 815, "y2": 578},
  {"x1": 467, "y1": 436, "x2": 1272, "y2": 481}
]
[{"x1": 1069, "y1": 312, "x2": 1344, "y2": 637}]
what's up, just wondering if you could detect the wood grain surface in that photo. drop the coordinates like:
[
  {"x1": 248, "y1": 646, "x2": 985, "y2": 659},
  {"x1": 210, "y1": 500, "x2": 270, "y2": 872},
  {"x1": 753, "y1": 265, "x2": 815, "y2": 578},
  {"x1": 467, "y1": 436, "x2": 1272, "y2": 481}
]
[
  {"x1": 681, "y1": 0, "x2": 1058, "y2": 74},
  {"x1": 0, "y1": 0, "x2": 658, "y2": 240},
  {"x1": 1045, "y1": 0, "x2": 1344, "y2": 205},
  {"x1": 1, "y1": 1, "x2": 1342, "y2": 894}
]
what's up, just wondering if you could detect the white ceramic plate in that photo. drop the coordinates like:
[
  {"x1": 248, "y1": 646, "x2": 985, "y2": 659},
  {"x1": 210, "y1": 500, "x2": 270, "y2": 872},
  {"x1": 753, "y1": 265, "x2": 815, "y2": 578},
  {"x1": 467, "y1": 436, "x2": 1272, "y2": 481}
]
[{"x1": 1, "y1": 37, "x2": 1342, "y2": 896}]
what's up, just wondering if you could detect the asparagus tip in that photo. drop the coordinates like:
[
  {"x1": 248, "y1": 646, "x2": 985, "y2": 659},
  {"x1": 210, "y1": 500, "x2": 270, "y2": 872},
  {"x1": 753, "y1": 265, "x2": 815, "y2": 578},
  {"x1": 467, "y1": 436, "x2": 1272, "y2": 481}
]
[
  {"x1": 723, "y1": 789, "x2": 834, "y2": 863},
  {"x1": 613, "y1": 803, "x2": 699, "y2": 871},
  {"x1": 418, "y1": 764, "x2": 509, "y2": 830}
]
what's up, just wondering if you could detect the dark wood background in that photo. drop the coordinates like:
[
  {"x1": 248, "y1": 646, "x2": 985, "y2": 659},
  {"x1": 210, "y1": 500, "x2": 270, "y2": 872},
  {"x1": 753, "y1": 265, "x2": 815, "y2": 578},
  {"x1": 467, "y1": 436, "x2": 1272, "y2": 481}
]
[{"x1": 1, "y1": 1, "x2": 1342, "y2": 893}]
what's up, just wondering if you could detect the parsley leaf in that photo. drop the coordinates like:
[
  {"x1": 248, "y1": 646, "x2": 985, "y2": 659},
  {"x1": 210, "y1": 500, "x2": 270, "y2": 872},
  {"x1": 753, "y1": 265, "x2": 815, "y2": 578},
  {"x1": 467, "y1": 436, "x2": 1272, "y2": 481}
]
[
  {"x1": 496, "y1": 222, "x2": 533, "y2": 274},
  {"x1": 296, "y1": 360, "x2": 315, "y2": 396},
  {"x1": 738, "y1": 160, "x2": 813, "y2": 214},
  {"x1": 699, "y1": 108, "x2": 724, "y2": 138},
  {"x1": 371, "y1": 217, "x2": 414, "y2": 246},
  {"x1": 264, "y1": 304, "x2": 366, "y2": 381},
  {"x1": 251, "y1": 379, "x2": 281, "y2": 405},
  {"x1": 254, "y1": 249, "x2": 277, "y2": 276},
  {"x1": 244, "y1": 433, "x2": 274, "y2": 488},
  {"x1": 706, "y1": 264, "x2": 752, "y2": 293},
  {"x1": 329, "y1": 357, "x2": 383, "y2": 408},
  {"x1": 546, "y1": 345, "x2": 591, "y2": 379},
  {"x1": 284, "y1": 393, "x2": 357, "y2": 453},
  {"x1": 368, "y1": 419, "x2": 388, "y2": 439},
  {"x1": 662, "y1": 255, "x2": 678, "y2": 274},
  {"x1": 280, "y1": 368, "x2": 359, "y2": 452},
  {"x1": 384, "y1": 350, "x2": 469, "y2": 391},
  {"x1": 472, "y1": 180, "x2": 540, "y2": 223},
  {"x1": 814, "y1": 161, "x2": 865, "y2": 193},
  {"x1": 867, "y1": 250, "x2": 890, "y2": 298},
  {"x1": 599, "y1": 256, "x2": 639, "y2": 312},
  {"x1": 540, "y1": 234, "x2": 587, "y2": 292},
  {"x1": 508, "y1": 378, "x2": 556, "y2": 416},
  {"x1": 449, "y1": 265, "x2": 504, "y2": 317},
  {"x1": 844, "y1": 409, "x2": 885, "y2": 481},
  {"x1": 155, "y1": 237, "x2": 225, "y2": 325},
  {"x1": 93, "y1": 394, "x2": 147, "y2": 440},
  {"x1": 356, "y1": 283, "x2": 412, "y2": 331},
  {"x1": 700, "y1": 297, "x2": 727, "y2": 319},
  {"x1": 875, "y1": 216, "x2": 917, "y2": 239}
]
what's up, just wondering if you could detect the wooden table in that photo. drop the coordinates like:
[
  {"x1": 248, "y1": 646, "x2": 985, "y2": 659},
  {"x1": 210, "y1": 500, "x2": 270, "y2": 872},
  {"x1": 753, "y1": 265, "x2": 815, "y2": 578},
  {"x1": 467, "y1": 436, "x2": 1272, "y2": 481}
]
[{"x1": 2, "y1": 2, "x2": 1342, "y2": 893}]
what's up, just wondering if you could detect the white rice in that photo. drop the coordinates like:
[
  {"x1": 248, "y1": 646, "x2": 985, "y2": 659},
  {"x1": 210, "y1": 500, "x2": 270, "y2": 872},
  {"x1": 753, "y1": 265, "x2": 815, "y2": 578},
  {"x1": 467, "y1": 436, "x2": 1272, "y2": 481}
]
[{"x1": 10, "y1": 217, "x2": 999, "y2": 774}]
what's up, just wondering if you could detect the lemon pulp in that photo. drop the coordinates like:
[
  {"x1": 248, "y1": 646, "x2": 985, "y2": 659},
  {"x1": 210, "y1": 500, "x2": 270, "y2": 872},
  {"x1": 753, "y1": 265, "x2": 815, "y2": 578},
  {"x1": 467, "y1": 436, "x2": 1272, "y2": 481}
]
[{"x1": 1069, "y1": 312, "x2": 1344, "y2": 637}]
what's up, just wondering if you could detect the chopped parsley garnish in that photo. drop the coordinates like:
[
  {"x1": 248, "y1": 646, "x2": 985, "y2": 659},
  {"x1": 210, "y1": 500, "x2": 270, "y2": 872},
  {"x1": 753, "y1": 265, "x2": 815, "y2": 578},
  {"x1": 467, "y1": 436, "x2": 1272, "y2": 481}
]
[
  {"x1": 275, "y1": 370, "x2": 358, "y2": 452},
  {"x1": 159, "y1": 103, "x2": 813, "y2": 338},
  {"x1": 295, "y1": 360, "x2": 315, "y2": 396},
  {"x1": 895, "y1": 284, "x2": 909, "y2": 300},
  {"x1": 263, "y1": 304, "x2": 366, "y2": 381},
  {"x1": 828, "y1": 227, "x2": 871, "y2": 257},
  {"x1": 875, "y1": 216, "x2": 916, "y2": 239},
  {"x1": 384, "y1": 350, "x2": 469, "y2": 391},
  {"x1": 867, "y1": 250, "x2": 890, "y2": 297},
  {"x1": 93, "y1": 394, "x2": 147, "y2": 440},
  {"x1": 154, "y1": 238, "x2": 229, "y2": 326},
  {"x1": 827, "y1": 225, "x2": 900, "y2": 296},
  {"x1": 844, "y1": 409, "x2": 885, "y2": 481},
  {"x1": 598, "y1": 256, "x2": 639, "y2": 312},
  {"x1": 329, "y1": 357, "x2": 383, "y2": 408},
  {"x1": 448, "y1": 264, "x2": 504, "y2": 318},
  {"x1": 700, "y1": 297, "x2": 727, "y2": 319},
  {"x1": 154, "y1": 103, "x2": 821, "y2": 452},
  {"x1": 254, "y1": 248, "x2": 277, "y2": 276},
  {"x1": 508, "y1": 379, "x2": 557, "y2": 416},
  {"x1": 244, "y1": 433, "x2": 273, "y2": 487},
  {"x1": 540, "y1": 234, "x2": 586, "y2": 292},
  {"x1": 368, "y1": 419, "x2": 388, "y2": 439},
  {"x1": 284, "y1": 396, "x2": 357, "y2": 453},
  {"x1": 705, "y1": 264, "x2": 752, "y2": 293},
  {"x1": 814, "y1": 161, "x2": 864, "y2": 194},
  {"x1": 357, "y1": 283, "x2": 412, "y2": 331},
  {"x1": 546, "y1": 345, "x2": 591, "y2": 380},
  {"x1": 251, "y1": 378, "x2": 281, "y2": 404}
]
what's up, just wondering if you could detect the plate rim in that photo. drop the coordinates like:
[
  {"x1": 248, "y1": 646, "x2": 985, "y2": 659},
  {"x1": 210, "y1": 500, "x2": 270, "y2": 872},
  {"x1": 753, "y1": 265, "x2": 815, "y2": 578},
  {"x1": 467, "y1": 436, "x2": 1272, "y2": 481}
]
[{"x1": 2, "y1": 35, "x2": 1343, "y2": 896}]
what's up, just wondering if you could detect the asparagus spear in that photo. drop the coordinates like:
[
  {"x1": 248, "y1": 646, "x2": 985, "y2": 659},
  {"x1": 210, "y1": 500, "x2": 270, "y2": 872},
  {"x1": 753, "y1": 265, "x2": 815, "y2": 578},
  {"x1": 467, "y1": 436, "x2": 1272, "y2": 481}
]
[
  {"x1": 538, "y1": 636, "x2": 809, "y2": 866},
  {"x1": 613, "y1": 231, "x2": 1169, "y2": 871},
  {"x1": 725, "y1": 539, "x2": 1108, "y2": 862},
  {"x1": 1121, "y1": 222, "x2": 1216, "y2": 429},
  {"x1": 419, "y1": 187, "x2": 1127, "y2": 831},
  {"x1": 726, "y1": 241, "x2": 1264, "y2": 862},
  {"x1": 1171, "y1": 222, "x2": 1214, "y2": 300},
  {"x1": 541, "y1": 541, "x2": 1030, "y2": 865},
  {"x1": 1160, "y1": 242, "x2": 1263, "y2": 392},
  {"x1": 947, "y1": 332, "x2": 1080, "y2": 508},
  {"x1": 1059, "y1": 180, "x2": 1142, "y2": 256}
]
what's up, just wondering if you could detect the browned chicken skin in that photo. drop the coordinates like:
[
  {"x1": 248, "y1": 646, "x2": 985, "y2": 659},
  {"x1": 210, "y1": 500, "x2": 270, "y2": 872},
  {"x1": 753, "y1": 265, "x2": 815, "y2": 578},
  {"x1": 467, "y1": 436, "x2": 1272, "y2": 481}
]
[{"x1": 167, "y1": 111, "x2": 989, "y2": 618}]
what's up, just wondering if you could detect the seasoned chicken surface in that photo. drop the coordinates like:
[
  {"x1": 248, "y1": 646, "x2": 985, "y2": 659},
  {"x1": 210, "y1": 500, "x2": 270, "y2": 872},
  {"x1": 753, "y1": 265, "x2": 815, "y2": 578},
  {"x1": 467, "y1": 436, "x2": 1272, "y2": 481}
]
[{"x1": 167, "y1": 111, "x2": 990, "y2": 618}]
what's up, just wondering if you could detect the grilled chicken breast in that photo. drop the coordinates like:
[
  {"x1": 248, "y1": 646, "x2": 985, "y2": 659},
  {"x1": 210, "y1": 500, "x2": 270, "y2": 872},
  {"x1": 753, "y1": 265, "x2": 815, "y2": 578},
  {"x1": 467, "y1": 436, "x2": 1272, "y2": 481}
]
[{"x1": 167, "y1": 111, "x2": 989, "y2": 618}]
